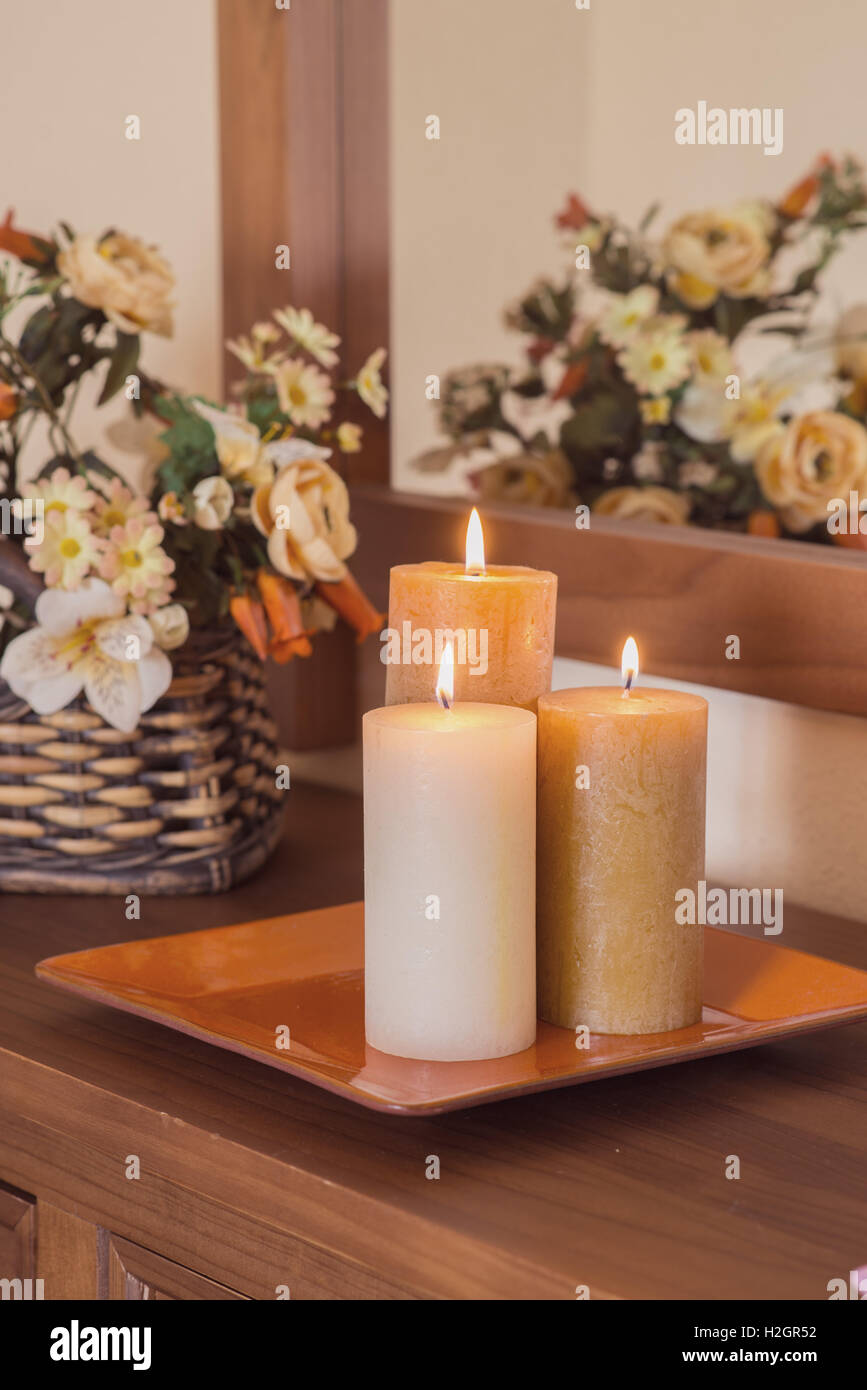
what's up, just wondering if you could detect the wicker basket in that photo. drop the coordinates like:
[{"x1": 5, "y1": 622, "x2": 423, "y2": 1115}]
[{"x1": 0, "y1": 595, "x2": 285, "y2": 895}]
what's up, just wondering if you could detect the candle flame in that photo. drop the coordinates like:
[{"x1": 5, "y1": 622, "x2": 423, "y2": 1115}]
[
  {"x1": 465, "y1": 507, "x2": 486, "y2": 574},
  {"x1": 621, "y1": 636, "x2": 639, "y2": 695},
  {"x1": 436, "y1": 639, "x2": 455, "y2": 710}
]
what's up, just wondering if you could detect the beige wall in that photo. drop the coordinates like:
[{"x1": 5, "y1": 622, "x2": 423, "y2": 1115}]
[
  {"x1": 390, "y1": 0, "x2": 589, "y2": 490},
  {"x1": 390, "y1": 0, "x2": 867, "y2": 487},
  {"x1": 389, "y1": 0, "x2": 867, "y2": 923},
  {"x1": 2, "y1": 0, "x2": 222, "y2": 488}
]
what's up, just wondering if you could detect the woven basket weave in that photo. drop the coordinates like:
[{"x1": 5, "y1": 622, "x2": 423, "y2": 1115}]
[{"x1": 0, "y1": 624, "x2": 285, "y2": 896}]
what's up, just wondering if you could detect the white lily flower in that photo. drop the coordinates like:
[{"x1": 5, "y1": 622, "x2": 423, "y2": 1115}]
[
  {"x1": 262, "y1": 436, "x2": 332, "y2": 468},
  {"x1": 0, "y1": 579, "x2": 172, "y2": 734}
]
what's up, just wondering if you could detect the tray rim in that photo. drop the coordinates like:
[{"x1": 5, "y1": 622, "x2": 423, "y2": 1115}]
[{"x1": 35, "y1": 906, "x2": 867, "y2": 1116}]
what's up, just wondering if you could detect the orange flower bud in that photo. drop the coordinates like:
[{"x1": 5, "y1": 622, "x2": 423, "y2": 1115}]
[
  {"x1": 553, "y1": 361, "x2": 589, "y2": 401},
  {"x1": 0, "y1": 382, "x2": 17, "y2": 421},
  {"x1": 555, "y1": 193, "x2": 592, "y2": 231},
  {"x1": 230, "y1": 592, "x2": 269, "y2": 660},
  {"x1": 0, "y1": 209, "x2": 54, "y2": 265},
  {"x1": 778, "y1": 174, "x2": 819, "y2": 220},
  {"x1": 256, "y1": 571, "x2": 306, "y2": 645},
  {"x1": 270, "y1": 635, "x2": 313, "y2": 664},
  {"x1": 747, "y1": 509, "x2": 782, "y2": 538},
  {"x1": 314, "y1": 572, "x2": 385, "y2": 642},
  {"x1": 527, "y1": 338, "x2": 555, "y2": 364}
]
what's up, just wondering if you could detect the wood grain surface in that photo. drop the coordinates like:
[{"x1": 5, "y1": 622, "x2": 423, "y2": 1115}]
[{"x1": 1, "y1": 783, "x2": 865, "y2": 1299}]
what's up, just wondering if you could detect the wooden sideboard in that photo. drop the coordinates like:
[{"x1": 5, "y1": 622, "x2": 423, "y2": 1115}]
[{"x1": 1, "y1": 782, "x2": 865, "y2": 1301}]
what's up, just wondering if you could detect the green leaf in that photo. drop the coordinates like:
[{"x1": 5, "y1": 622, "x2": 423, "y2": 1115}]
[
  {"x1": 153, "y1": 394, "x2": 220, "y2": 497},
  {"x1": 98, "y1": 332, "x2": 140, "y2": 406},
  {"x1": 789, "y1": 266, "x2": 821, "y2": 296},
  {"x1": 161, "y1": 526, "x2": 226, "y2": 626},
  {"x1": 18, "y1": 304, "x2": 56, "y2": 364},
  {"x1": 509, "y1": 374, "x2": 546, "y2": 399},
  {"x1": 559, "y1": 386, "x2": 640, "y2": 482},
  {"x1": 244, "y1": 384, "x2": 284, "y2": 435},
  {"x1": 32, "y1": 449, "x2": 122, "y2": 484}
]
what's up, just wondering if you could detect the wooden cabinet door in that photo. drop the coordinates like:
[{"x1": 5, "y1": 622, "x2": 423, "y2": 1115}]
[
  {"x1": 0, "y1": 1179, "x2": 35, "y2": 1296},
  {"x1": 107, "y1": 1235, "x2": 248, "y2": 1301}
]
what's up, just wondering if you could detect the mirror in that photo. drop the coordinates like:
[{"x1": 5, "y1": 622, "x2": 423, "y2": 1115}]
[{"x1": 389, "y1": 0, "x2": 867, "y2": 553}]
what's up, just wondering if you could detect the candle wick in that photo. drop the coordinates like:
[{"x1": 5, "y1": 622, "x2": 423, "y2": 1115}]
[{"x1": 622, "y1": 672, "x2": 634, "y2": 697}]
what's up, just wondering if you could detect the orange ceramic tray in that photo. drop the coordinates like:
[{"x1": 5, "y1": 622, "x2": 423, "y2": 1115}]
[{"x1": 36, "y1": 902, "x2": 867, "y2": 1115}]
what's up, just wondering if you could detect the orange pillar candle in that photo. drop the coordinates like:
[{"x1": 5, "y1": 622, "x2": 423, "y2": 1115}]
[
  {"x1": 384, "y1": 510, "x2": 557, "y2": 711},
  {"x1": 536, "y1": 640, "x2": 708, "y2": 1035}
]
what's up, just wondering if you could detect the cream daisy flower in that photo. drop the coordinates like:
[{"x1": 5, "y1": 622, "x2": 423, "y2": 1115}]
[
  {"x1": 271, "y1": 358, "x2": 335, "y2": 429},
  {"x1": 226, "y1": 336, "x2": 261, "y2": 371},
  {"x1": 336, "y1": 422, "x2": 364, "y2": 454},
  {"x1": 93, "y1": 479, "x2": 152, "y2": 535},
  {"x1": 157, "y1": 491, "x2": 188, "y2": 526},
  {"x1": 689, "y1": 329, "x2": 733, "y2": 382},
  {"x1": 253, "y1": 320, "x2": 280, "y2": 345},
  {"x1": 226, "y1": 321, "x2": 284, "y2": 372},
  {"x1": 597, "y1": 286, "x2": 659, "y2": 349},
  {"x1": 26, "y1": 510, "x2": 104, "y2": 590},
  {"x1": 24, "y1": 466, "x2": 96, "y2": 518},
  {"x1": 274, "y1": 306, "x2": 341, "y2": 368},
  {"x1": 100, "y1": 518, "x2": 175, "y2": 615},
  {"x1": 618, "y1": 320, "x2": 691, "y2": 396},
  {"x1": 356, "y1": 348, "x2": 389, "y2": 419}
]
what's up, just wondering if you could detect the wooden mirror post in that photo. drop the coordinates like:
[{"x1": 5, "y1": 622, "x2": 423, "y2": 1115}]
[{"x1": 217, "y1": 0, "x2": 389, "y2": 748}]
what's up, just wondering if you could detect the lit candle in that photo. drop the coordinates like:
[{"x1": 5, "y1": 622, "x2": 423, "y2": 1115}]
[
  {"x1": 536, "y1": 640, "x2": 708, "y2": 1035},
  {"x1": 384, "y1": 510, "x2": 557, "y2": 710},
  {"x1": 364, "y1": 642, "x2": 537, "y2": 1060}
]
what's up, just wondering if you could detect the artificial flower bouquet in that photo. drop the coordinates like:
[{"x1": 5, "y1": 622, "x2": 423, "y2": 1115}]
[
  {"x1": 418, "y1": 155, "x2": 867, "y2": 544},
  {"x1": 0, "y1": 211, "x2": 386, "y2": 893},
  {"x1": 0, "y1": 212, "x2": 386, "y2": 737}
]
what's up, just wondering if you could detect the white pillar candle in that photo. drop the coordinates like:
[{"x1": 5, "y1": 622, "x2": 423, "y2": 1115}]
[{"x1": 363, "y1": 666, "x2": 537, "y2": 1061}]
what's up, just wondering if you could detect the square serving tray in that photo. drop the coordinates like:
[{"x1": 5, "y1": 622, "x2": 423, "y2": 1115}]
[{"x1": 36, "y1": 901, "x2": 867, "y2": 1115}]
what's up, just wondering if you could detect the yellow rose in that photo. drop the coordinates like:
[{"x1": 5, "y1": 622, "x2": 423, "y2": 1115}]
[
  {"x1": 58, "y1": 233, "x2": 174, "y2": 336},
  {"x1": 593, "y1": 486, "x2": 690, "y2": 525},
  {"x1": 472, "y1": 449, "x2": 574, "y2": 507},
  {"x1": 663, "y1": 205, "x2": 771, "y2": 309},
  {"x1": 251, "y1": 457, "x2": 357, "y2": 582},
  {"x1": 755, "y1": 410, "x2": 867, "y2": 532}
]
